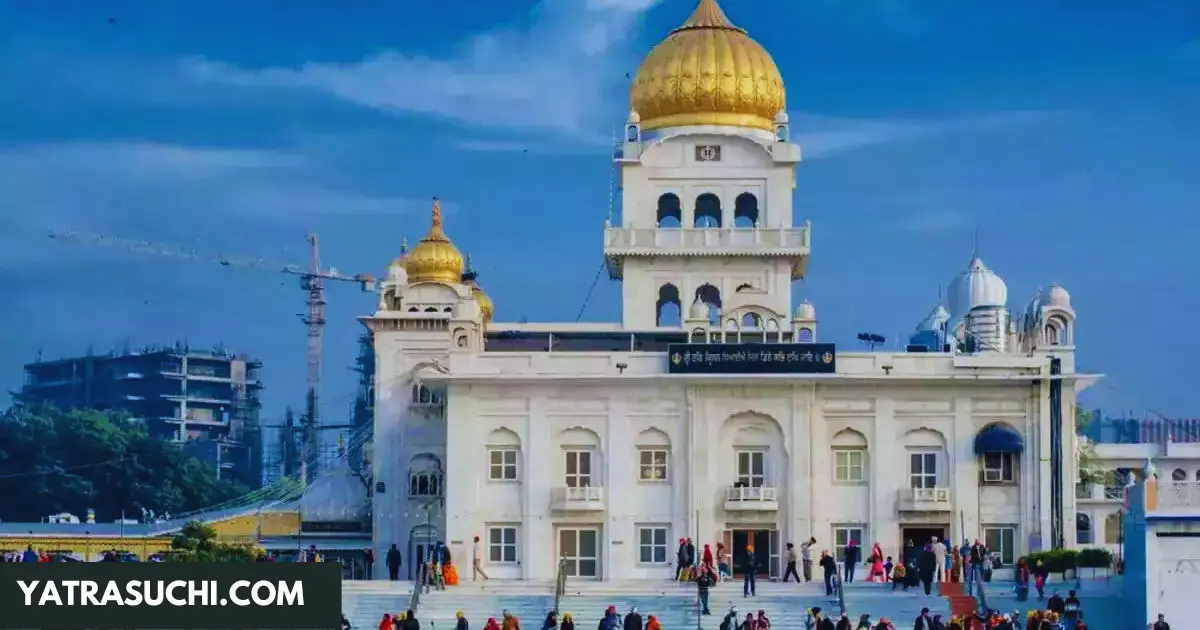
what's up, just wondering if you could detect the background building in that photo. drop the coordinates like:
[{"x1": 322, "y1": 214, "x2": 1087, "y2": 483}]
[
  {"x1": 16, "y1": 343, "x2": 264, "y2": 487},
  {"x1": 1075, "y1": 411, "x2": 1200, "y2": 550}
]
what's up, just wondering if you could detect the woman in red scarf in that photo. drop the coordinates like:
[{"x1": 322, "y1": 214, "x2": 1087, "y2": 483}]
[
  {"x1": 379, "y1": 614, "x2": 393, "y2": 630},
  {"x1": 702, "y1": 544, "x2": 715, "y2": 572},
  {"x1": 868, "y1": 543, "x2": 885, "y2": 582}
]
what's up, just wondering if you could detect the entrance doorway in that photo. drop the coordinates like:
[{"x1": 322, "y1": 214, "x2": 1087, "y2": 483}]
[
  {"x1": 558, "y1": 527, "x2": 601, "y2": 579},
  {"x1": 730, "y1": 529, "x2": 772, "y2": 576},
  {"x1": 901, "y1": 526, "x2": 949, "y2": 548}
]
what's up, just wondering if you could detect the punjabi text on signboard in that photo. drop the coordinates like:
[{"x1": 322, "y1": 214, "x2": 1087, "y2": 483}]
[{"x1": 666, "y1": 343, "x2": 836, "y2": 374}]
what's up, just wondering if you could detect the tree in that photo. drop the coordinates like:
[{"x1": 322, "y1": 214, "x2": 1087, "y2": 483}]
[
  {"x1": 164, "y1": 521, "x2": 262, "y2": 562},
  {"x1": 1076, "y1": 406, "x2": 1115, "y2": 486},
  {"x1": 0, "y1": 404, "x2": 248, "y2": 522}
]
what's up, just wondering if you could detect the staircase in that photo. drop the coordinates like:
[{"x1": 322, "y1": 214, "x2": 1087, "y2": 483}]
[
  {"x1": 938, "y1": 582, "x2": 981, "y2": 629},
  {"x1": 342, "y1": 580, "x2": 954, "y2": 630}
]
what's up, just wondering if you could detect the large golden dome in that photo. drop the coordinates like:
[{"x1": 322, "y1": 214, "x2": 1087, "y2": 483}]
[
  {"x1": 630, "y1": 0, "x2": 785, "y2": 132},
  {"x1": 404, "y1": 198, "x2": 464, "y2": 285}
]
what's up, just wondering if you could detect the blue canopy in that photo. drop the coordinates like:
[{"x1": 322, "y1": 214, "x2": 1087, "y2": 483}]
[{"x1": 974, "y1": 423, "x2": 1024, "y2": 455}]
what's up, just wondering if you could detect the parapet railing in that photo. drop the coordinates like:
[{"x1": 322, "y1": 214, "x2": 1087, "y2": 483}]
[{"x1": 410, "y1": 563, "x2": 426, "y2": 614}]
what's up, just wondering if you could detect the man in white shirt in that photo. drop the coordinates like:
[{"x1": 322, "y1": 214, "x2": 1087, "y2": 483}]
[
  {"x1": 472, "y1": 535, "x2": 489, "y2": 580},
  {"x1": 931, "y1": 537, "x2": 947, "y2": 583}
]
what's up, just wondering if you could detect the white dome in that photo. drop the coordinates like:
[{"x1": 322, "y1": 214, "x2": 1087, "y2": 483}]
[
  {"x1": 1042, "y1": 283, "x2": 1071, "y2": 309},
  {"x1": 388, "y1": 260, "x2": 408, "y2": 285},
  {"x1": 794, "y1": 301, "x2": 815, "y2": 320},
  {"x1": 774, "y1": 111, "x2": 790, "y2": 124},
  {"x1": 627, "y1": 110, "x2": 641, "y2": 124},
  {"x1": 688, "y1": 300, "x2": 709, "y2": 320},
  {"x1": 916, "y1": 304, "x2": 950, "y2": 331},
  {"x1": 947, "y1": 256, "x2": 1007, "y2": 316}
]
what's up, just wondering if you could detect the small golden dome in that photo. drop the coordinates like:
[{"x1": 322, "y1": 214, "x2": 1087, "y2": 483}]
[
  {"x1": 630, "y1": 0, "x2": 785, "y2": 132},
  {"x1": 404, "y1": 198, "x2": 464, "y2": 285},
  {"x1": 473, "y1": 287, "x2": 494, "y2": 323},
  {"x1": 461, "y1": 257, "x2": 494, "y2": 324}
]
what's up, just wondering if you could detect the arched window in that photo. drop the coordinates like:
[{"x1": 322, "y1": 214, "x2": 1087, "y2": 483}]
[
  {"x1": 694, "y1": 193, "x2": 721, "y2": 227},
  {"x1": 1076, "y1": 513, "x2": 1092, "y2": 545},
  {"x1": 694, "y1": 283, "x2": 722, "y2": 325},
  {"x1": 1104, "y1": 512, "x2": 1122, "y2": 544},
  {"x1": 733, "y1": 193, "x2": 759, "y2": 228},
  {"x1": 409, "y1": 472, "x2": 443, "y2": 497},
  {"x1": 656, "y1": 193, "x2": 682, "y2": 228},
  {"x1": 656, "y1": 283, "x2": 682, "y2": 327}
]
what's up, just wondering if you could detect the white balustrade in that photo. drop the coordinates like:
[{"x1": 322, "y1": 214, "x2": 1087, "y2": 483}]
[
  {"x1": 1158, "y1": 481, "x2": 1200, "y2": 511},
  {"x1": 604, "y1": 226, "x2": 810, "y2": 253},
  {"x1": 898, "y1": 487, "x2": 952, "y2": 512},
  {"x1": 724, "y1": 485, "x2": 779, "y2": 511},
  {"x1": 551, "y1": 486, "x2": 605, "y2": 511}
]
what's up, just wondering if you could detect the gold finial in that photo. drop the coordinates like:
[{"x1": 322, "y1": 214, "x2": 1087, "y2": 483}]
[
  {"x1": 675, "y1": 0, "x2": 743, "y2": 33},
  {"x1": 423, "y1": 197, "x2": 448, "y2": 241}
]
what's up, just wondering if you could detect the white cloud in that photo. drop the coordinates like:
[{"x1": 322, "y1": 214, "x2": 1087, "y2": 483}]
[
  {"x1": 793, "y1": 110, "x2": 1059, "y2": 159},
  {"x1": 181, "y1": 0, "x2": 666, "y2": 141},
  {"x1": 0, "y1": 141, "x2": 425, "y2": 267}
]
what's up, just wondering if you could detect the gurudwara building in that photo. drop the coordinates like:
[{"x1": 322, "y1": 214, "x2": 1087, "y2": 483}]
[{"x1": 364, "y1": 0, "x2": 1092, "y2": 581}]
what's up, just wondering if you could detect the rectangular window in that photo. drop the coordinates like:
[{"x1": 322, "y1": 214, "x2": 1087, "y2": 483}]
[
  {"x1": 488, "y1": 449, "x2": 518, "y2": 481},
  {"x1": 909, "y1": 451, "x2": 937, "y2": 489},
  {"x1": 637, "y1": 526, "x2": 668, "y2": 564},
  {"x1": 639, "y1": 449, "x2": 668, "y2": 481},
  {"x1": 981, "y1": 452, "x2": 1016, "y2": 484},
  {"x1": 832, "y1": 525, "x2": 865, "y2": 561},
  {"x1": 833, "y1": 449, "x2": 866, "y2": 483},
  {"x1": 983, "y1": 525, "x2": 1016, "y2": 565},
  {"x1": 565, "y1": 450, "x2": 593, "y2": 487},
  {"x1": 736, "y1": 450, "x2": 766, "y2": 487},
  {"x1": 487, "y1": 525, "x2": 518, "y2": 564}
]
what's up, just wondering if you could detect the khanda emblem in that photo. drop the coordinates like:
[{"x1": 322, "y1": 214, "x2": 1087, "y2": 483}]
[
  {"x1": 822, "y1": 352, "x2": 833, "y2": 364},
  {"x1": 671, "y1": 352, "x2": 683, "y2": 366}
]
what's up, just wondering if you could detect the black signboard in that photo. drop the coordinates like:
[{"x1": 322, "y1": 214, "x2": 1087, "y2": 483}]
[
  {"x1": 301, "y1": 521, "x2": 365, "y2": 533},
  {"x1": 666, "y1": 343, "x2": 836, "y2": 375}
]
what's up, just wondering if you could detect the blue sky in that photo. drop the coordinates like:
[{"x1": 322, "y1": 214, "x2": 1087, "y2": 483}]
[{"x1": 2, "y1": 0, "x2": 1198, "y2": 426}]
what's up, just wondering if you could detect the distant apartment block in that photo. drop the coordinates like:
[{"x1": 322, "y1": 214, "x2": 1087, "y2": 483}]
[{"x1": 16, "y1": 344, "x2": 264, "y2": 487}]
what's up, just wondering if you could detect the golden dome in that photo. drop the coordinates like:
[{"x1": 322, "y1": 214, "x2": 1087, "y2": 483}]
[
  {"x1": 473, "y1": 287, "x2": 494, "y2": 323},
  {"x1": 404, "y1": 198, "x2": 464, "y2": 285},
  {"x1": 630, "y1": 0, "x2": 785, "y2": 132}
]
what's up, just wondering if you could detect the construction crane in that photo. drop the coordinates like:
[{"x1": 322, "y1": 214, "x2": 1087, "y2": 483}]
[{"x1": 47, "y1": 229, "x2": 377, "y2": 481}]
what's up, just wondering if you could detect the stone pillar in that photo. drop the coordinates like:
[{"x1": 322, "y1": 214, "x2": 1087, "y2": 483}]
[
  {"x1": 951, "y1": 396, "x2": 979, "y2": 544},
  {"x1": 873, "y1": 397, "x2": 900, "y2": 552},
  {"x1": 524, "y1": 394, "x2": 552, "y2": 579}
]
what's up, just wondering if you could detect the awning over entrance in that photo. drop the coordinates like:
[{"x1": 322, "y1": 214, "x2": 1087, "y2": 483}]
[{"x1": 973, "y1": 423, "x2": 1024, "y2": 455}]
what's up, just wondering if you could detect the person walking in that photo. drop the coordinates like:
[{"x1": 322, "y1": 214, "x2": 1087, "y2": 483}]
[
  {"x1": 784, "y1": 543, "x2": 802, "y2": 583},
  {"x1": 696, "y1": 566, "x2": 715, "y2": 615},
  {"x1": 386, "y1": 544, "x2": 402, "y2": 581},
  {"x1": 742, "y1": 545, "x2": 760, "y2": 597},
  {"x1": 472, "y1": 535, "x2": 489, "y2": 580}
]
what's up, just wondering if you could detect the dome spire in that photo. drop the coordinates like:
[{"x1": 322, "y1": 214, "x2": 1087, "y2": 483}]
[
  {"x1": 423, "y1": 197, "x2": 448, "y2": 242},
  {"x1": 404, "y1": 197, "x2": 465, "y2": 284},
  {"x1": 675, "y1": 0, "x2": 744, "y2": 33}
]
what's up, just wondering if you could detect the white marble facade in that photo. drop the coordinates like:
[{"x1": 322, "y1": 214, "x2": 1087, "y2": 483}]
[{"x1": 363, "y1": 0, "x2": 1089, "y2": 581}]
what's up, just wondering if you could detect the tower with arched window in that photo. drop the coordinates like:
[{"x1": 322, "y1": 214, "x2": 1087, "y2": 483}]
[{"x1": 603, "y1": 0, "x2": 810, "y2": 330}]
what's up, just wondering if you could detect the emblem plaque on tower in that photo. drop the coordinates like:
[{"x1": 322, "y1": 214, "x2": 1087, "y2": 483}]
[{"x1": 695, "y1": 145, "x2": 722, "y2": 162}]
